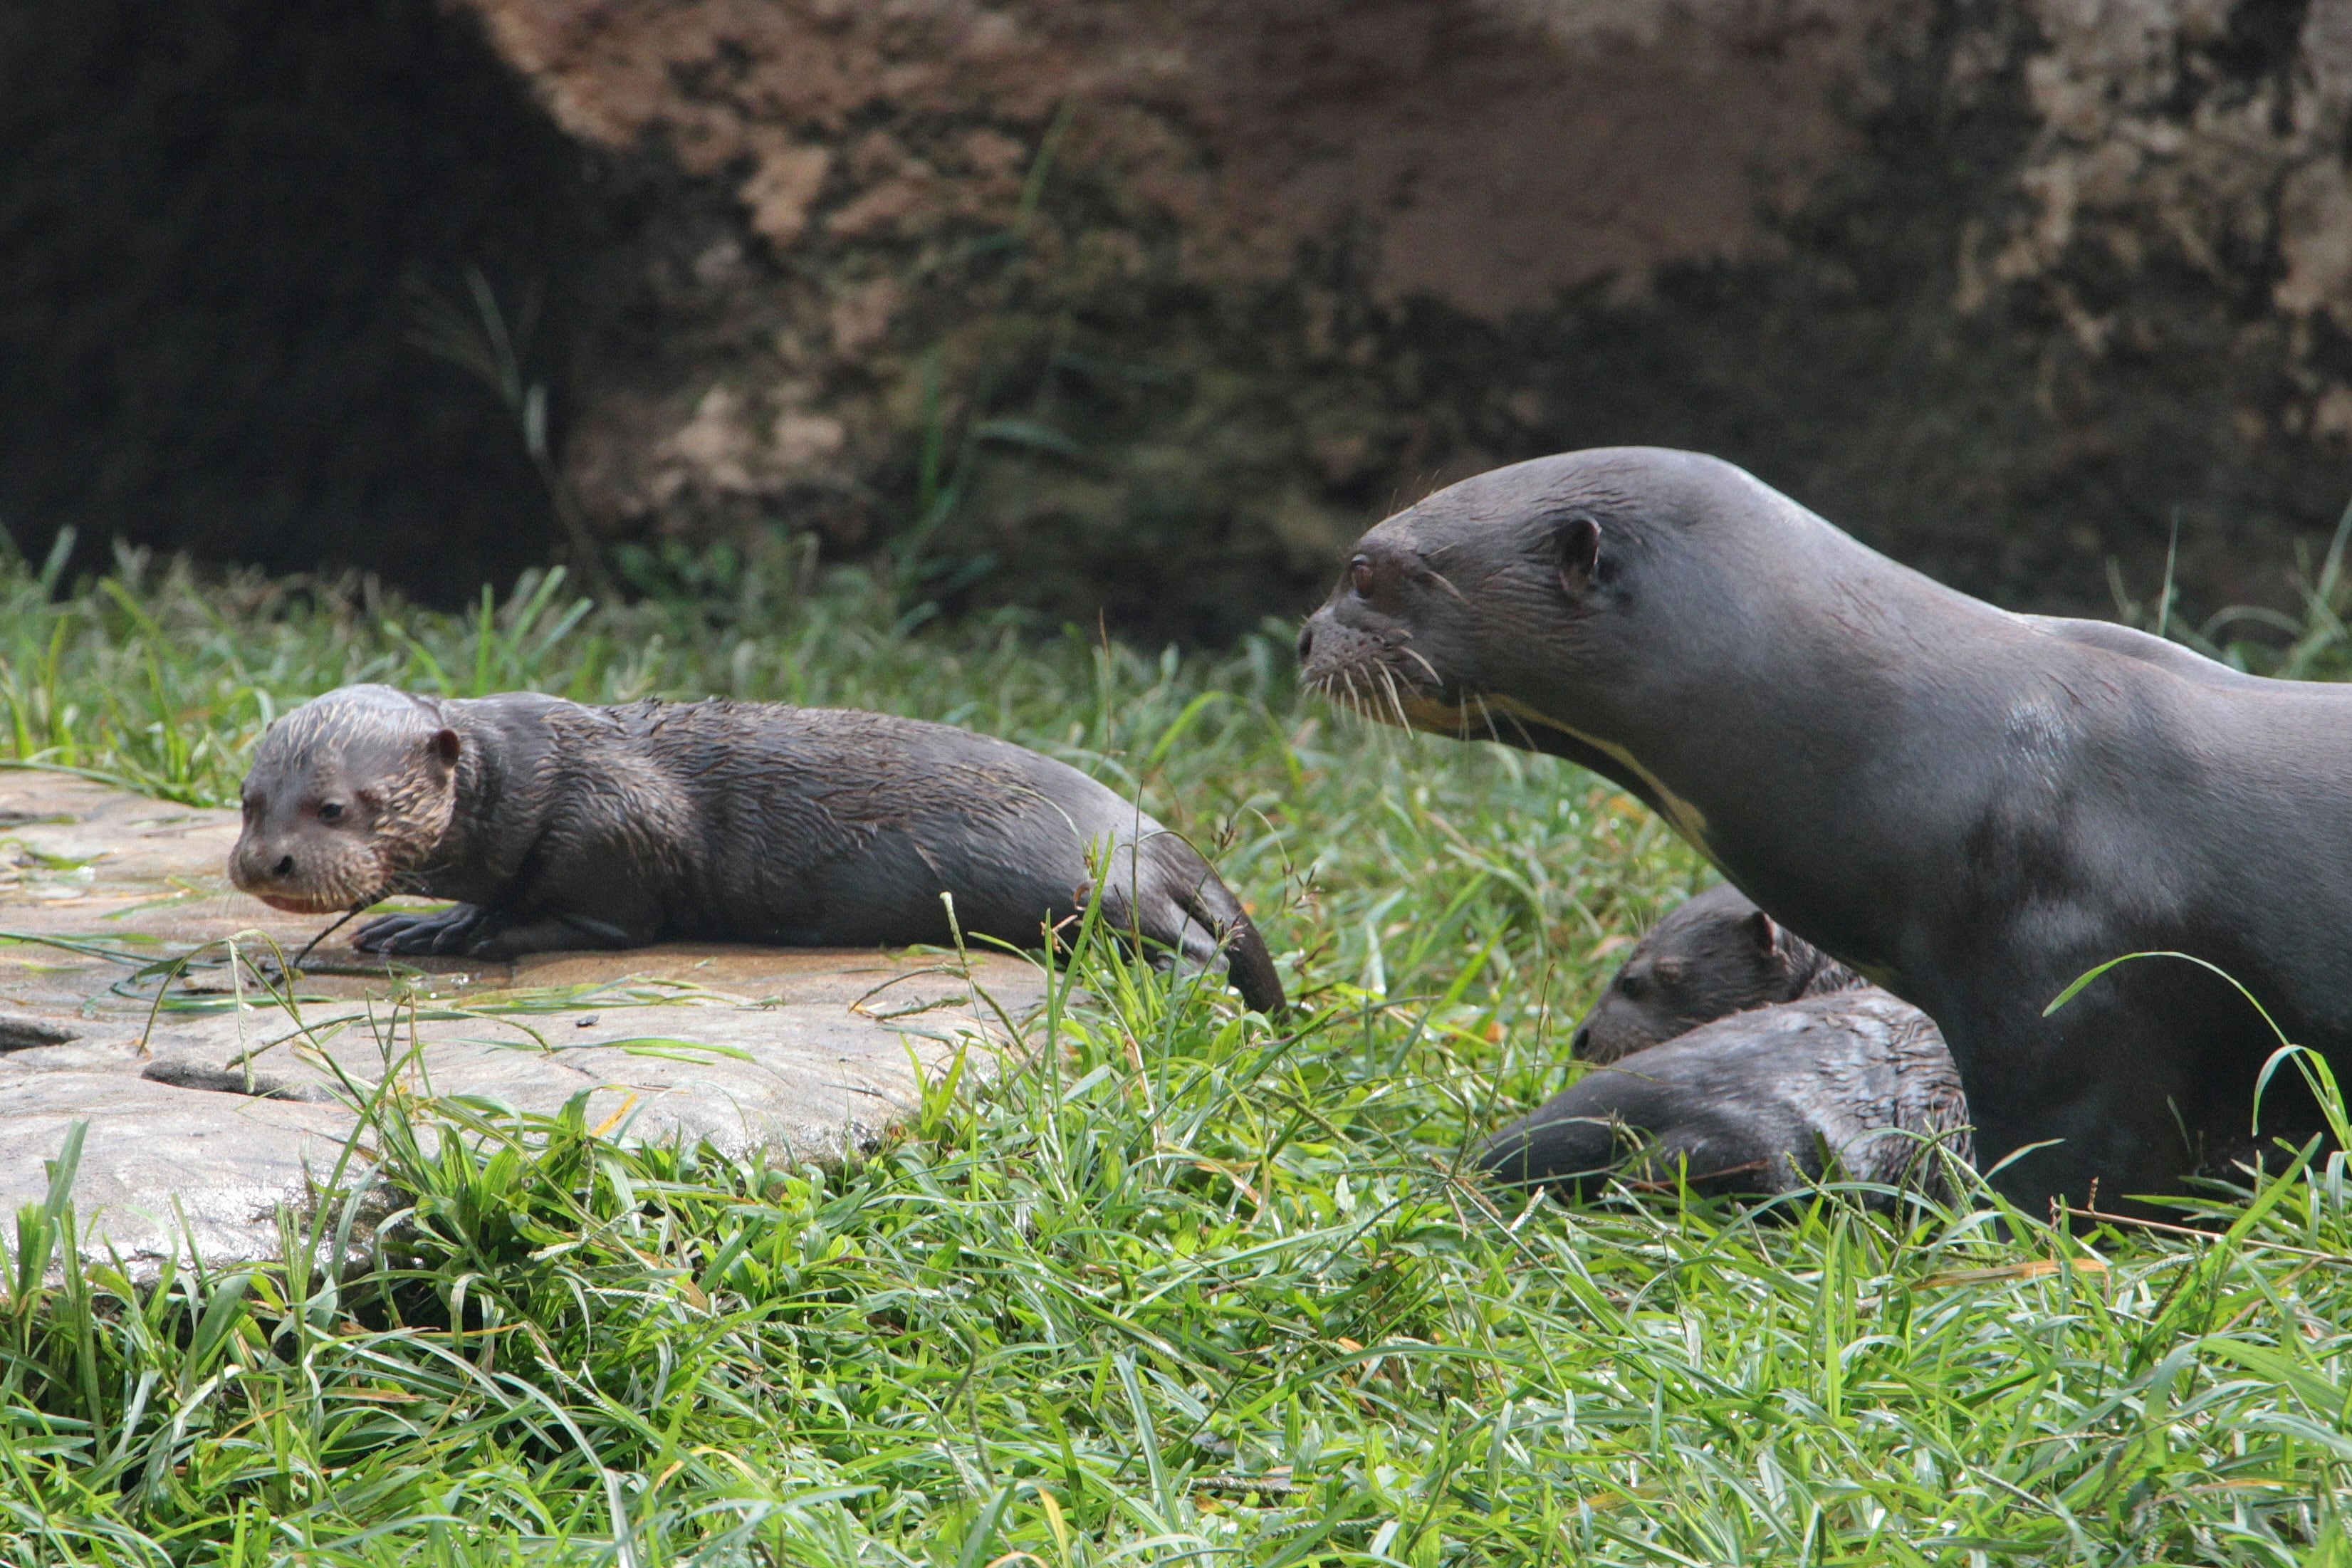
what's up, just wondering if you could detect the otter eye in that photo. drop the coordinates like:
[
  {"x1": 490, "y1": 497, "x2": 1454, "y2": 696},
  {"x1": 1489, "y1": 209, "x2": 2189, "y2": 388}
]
[
  {"x1": 1614, "y1": 971, "x2": 1647, "y2": 998},
  {"x1": 1349, "y1": 558, "x2": 1375, "y2": 597},
  {"x1": 318, "y1": 802, "x2": 345, "y2": 823}
]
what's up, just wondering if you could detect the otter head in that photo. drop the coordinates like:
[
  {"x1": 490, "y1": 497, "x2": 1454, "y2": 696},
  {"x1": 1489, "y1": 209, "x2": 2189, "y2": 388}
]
[
  {"x1": 1296, "y1": 447, "x2": 1801, "y2": 854},
  {"x1": 1571, "y1": 884, "x2": 1811, "y2": 1063},
  {"x1": 1296, "y1": 446, "x2": 1782, "y2": 755},
  {"x1": 229, "y1": 685, "x2": 462, "y2": 914}
]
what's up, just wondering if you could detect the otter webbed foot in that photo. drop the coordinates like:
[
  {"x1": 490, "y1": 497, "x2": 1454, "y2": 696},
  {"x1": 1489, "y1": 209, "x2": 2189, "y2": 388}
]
[
  {"x1": 1084, "y1": 882, "x2": 1285, "y2": 1014},
  {"x1": 354, "y1": 904, "x2": 492, "y2": 955},
  {"x1": 352, "y1": 906, "x2": 641, "y2": 958}
]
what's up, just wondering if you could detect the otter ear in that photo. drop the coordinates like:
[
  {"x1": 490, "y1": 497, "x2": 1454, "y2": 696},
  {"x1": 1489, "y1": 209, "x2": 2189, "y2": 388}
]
[
  {"x1": 1555, "y1": 515, "x2": 1602, "y2": 595},
  {"x1": 1743, "y1": 908, "x2": 1779, "y2": 955},
  {"x1": 427, "y1": 728, "x2": 461, "y2": 770}
]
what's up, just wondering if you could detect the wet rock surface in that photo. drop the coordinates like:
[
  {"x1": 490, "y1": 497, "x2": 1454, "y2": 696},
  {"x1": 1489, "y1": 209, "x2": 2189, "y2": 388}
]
[{"x1": 0, "y1": 769, "x2": 1049, "y2": 1278}]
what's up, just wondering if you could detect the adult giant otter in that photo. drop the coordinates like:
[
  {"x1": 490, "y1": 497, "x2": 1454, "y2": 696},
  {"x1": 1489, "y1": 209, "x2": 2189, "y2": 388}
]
[
  {"x1": 229, "y1": 685, "x2": 1285, "y2": 1013},
  {"x1": 1297, "y1": 446, "x2": 2348, "y2": 1213}
]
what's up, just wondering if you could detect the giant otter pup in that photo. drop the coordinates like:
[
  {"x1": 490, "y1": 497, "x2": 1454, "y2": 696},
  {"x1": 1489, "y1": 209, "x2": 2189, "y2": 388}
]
[
  {"x1": 1481, "y1": 884, "x2": 1970, "y2": 1204},
  {"x1": 1570, "y1": 882, "x2": 1867, "y2": 1064},
  {"x1": 1299, "y1": 446, "x2": 2352, "y2": 1213},
  {"x1": 230, "y1": 685, "x2": 1284, "y2": 1013},
  {"x1": 1481, "y1": 993, "x2": 1970, "y2": 1205}
]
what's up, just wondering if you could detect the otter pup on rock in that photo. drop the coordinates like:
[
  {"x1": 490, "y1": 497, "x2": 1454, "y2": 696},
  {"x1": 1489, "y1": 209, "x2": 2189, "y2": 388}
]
[
  {"x1": 1298, "y1": 445, "x2": 2352, "y2": 1213},
  {"x1": 229, "y1": 685, "x2": 1284, "y2": 1013},
  {"x1": 1482, "y1": 884, "x2": 1971, "y2": 1204}
]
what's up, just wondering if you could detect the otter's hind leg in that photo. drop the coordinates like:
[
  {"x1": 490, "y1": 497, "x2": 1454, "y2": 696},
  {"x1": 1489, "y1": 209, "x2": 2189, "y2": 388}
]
[{"x1": 1087, "y1": 837, "x2": 1286, "y2": 1014}]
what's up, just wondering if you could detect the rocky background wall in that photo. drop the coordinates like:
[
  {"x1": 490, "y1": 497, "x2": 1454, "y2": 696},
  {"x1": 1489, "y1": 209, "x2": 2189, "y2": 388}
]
[{"x1": 6, "y1": 0, "x2": 2352, "y2": 640}]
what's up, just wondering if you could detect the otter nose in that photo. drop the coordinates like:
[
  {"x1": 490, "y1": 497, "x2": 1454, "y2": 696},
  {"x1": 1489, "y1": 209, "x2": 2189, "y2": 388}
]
[
  {"x1": 273, "y1": 854, "x2": 295, "y2": 879},
  {"x1": 1295, "y1": 622, "x2": 1314, "y2": 662},
  {"x1": 1569, "y1": 1020, "x2": 1591, "y2": 1058}
]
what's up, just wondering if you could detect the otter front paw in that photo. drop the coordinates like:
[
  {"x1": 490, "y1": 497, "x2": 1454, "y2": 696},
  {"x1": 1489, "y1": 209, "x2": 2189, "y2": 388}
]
[
  {"x1": 459, "y1": 911, "x2": 640, "y2": 959},
  {"x1": 354, "y1": 904, "x2": 491, "y2": 955}
]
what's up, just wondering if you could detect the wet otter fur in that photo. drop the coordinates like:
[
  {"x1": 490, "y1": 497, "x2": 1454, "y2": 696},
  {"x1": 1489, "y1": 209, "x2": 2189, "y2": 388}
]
[
  {"x1": 1483, "y1": 884, "x2": 1970, "y2": 1205},
  {"x1": 1480, "y1": 991, "x2": 1972, "y2": 1205},
  {"x1": 229, "y1": 684, "x2": 1285, "y2": 1012}
]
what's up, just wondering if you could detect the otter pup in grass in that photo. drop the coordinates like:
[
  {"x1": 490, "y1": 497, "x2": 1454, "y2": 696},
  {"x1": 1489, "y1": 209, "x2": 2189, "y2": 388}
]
[
  {"x1": 1570, "y1": 882, "x2": 1867, "y2": 1064},
  {"x1": 229, "y1": 684, "x2": 1284, "y2": 1013},
  {"x1": 1481, "y1": 884, "x2": 1971, "y2": 1205}
]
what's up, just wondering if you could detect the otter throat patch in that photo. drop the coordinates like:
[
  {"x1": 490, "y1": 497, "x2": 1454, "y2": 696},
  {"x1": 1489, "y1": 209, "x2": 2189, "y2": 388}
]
[
  {"x1": 1481, "y1": 694, "x2": 1719, "y2": 865},
  {"x1": 1396, "y1": 687, "x2": 1717, "y2": 862}
]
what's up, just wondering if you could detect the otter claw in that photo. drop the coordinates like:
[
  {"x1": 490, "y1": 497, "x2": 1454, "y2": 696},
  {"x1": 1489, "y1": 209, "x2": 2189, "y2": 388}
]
[{"x1": 353, "y1": 904, "x2": 488, "y2": 955}]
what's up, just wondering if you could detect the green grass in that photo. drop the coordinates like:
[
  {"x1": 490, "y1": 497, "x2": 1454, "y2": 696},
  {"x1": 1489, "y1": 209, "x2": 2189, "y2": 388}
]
[{"x1": 4, "y1": 542, "x2": 2352, "y2": 1564}]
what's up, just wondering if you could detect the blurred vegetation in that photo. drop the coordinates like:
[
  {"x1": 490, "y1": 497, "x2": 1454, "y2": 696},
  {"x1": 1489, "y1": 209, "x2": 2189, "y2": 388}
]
[
  {"x1": 2111, "y1": 503, "x2": 2352, "y2": 683},
  {"x1": 1, "y1": 541, "x2": 2350, "y2": 1562}
]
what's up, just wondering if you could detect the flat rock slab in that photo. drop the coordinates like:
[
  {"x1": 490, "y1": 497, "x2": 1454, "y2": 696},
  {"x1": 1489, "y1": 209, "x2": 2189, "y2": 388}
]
[
  {"x1": 0, "y1": 1072, "x2": 371, "y2": 1280},
  {"x1": 0, "y1": 768, "x2": 1051, "y2": 1279}
]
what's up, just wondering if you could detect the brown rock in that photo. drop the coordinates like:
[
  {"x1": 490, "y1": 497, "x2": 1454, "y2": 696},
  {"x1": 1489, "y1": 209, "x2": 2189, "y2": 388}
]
[
  {"x1": 17, "y1": 0, "x2": 2352, "y2": 639},
  {"x1": 441, "y1": 0, "x2": 2352, "y2": 636}
]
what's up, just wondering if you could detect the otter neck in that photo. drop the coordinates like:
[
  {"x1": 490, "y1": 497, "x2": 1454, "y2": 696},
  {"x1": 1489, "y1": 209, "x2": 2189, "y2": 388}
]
[
  {"x1": 1534, "y1": 537, "x2": 2020, "y2": 979},
  {"x1": 1784, "y1": 934, "x2": 1868, "y2": 999},
  {"x1": 406, "y1": 701, "x2": 548, "y2": 904}
]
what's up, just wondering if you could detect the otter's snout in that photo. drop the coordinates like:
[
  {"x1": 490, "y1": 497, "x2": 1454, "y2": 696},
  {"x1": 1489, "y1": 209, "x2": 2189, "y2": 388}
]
[
  {"x1": 229, "y1": 842, "x2": 300, "y2": 891},
  {"x1": 1294, "y1": 605, "x2": 1376, "y2": 690},
  {"x1": 229, "y1": 817, "x2": 375, "y2": 914},
  {"x1": 231, "y1": 832, "x2": 313, "y2": 911},
  {"x1": 227, "y1": 833, "x2": 273, "y2": 894}
]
